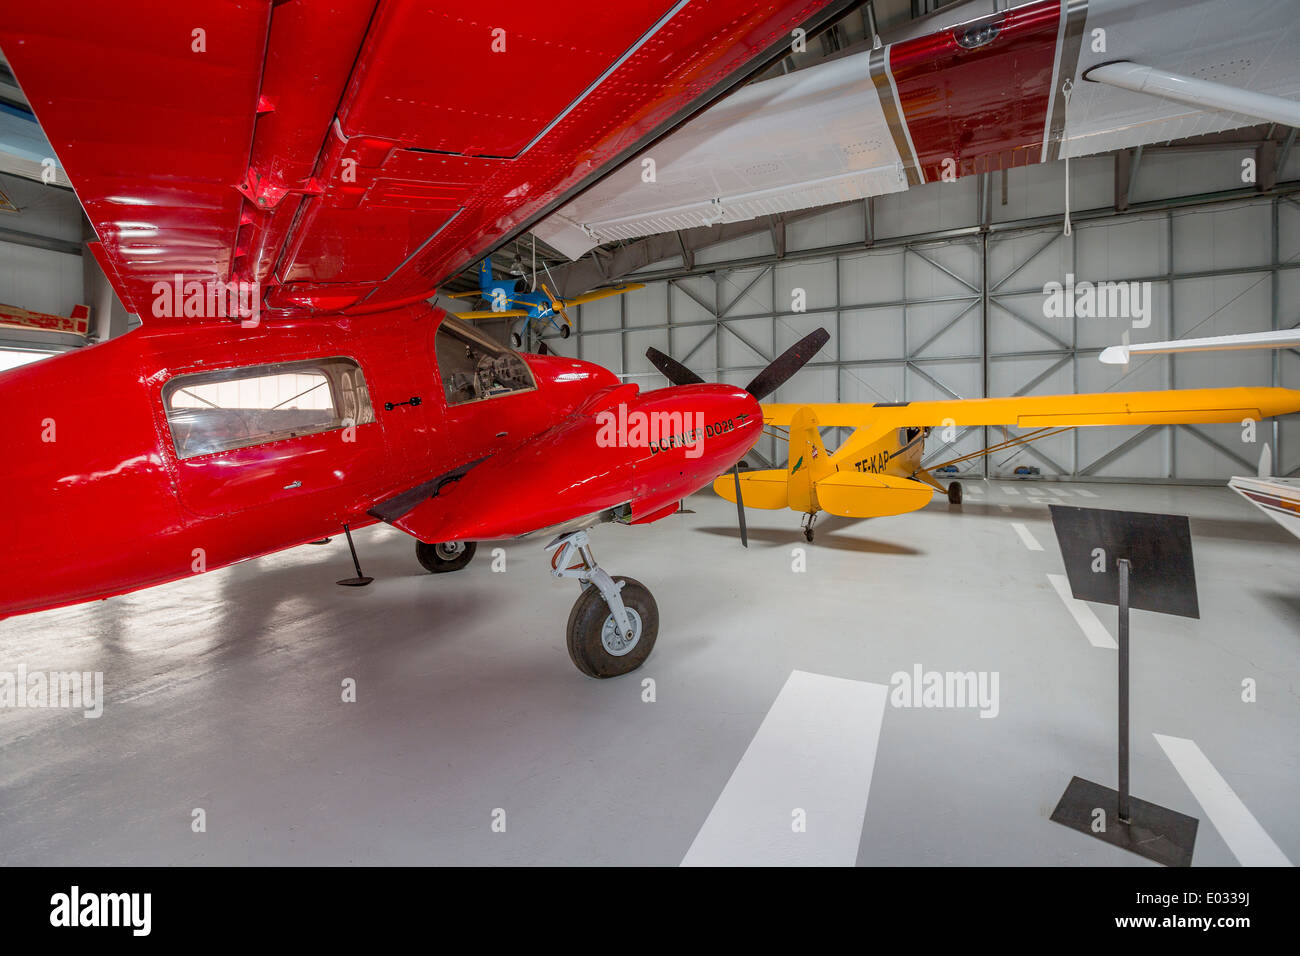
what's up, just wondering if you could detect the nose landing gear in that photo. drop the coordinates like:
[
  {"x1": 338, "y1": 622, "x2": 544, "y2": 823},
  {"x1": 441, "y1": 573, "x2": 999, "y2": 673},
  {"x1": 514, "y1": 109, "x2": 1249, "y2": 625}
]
[{"x1": 548, "y1": 530, "x2": 658, "y2": 678}]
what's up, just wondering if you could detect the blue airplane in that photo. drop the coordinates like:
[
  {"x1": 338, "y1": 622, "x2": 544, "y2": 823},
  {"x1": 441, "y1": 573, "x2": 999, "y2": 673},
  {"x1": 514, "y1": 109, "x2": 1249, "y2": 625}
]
[{"x1": 446, "y1": 259, "x2": 643, "y2": 345}]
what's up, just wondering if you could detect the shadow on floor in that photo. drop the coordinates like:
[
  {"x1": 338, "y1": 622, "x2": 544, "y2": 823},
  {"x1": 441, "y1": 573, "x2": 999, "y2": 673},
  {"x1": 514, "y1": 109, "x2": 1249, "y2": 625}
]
[{"x1": 694, "y1": 525, "x2": 922, "y2": 555}]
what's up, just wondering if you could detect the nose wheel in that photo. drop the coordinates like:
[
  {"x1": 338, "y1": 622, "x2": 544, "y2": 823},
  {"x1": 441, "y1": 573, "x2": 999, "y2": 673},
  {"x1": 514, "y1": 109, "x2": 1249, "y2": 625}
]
[{"x1": 548, "y1": 530, "x2": 658, "y2": 678}]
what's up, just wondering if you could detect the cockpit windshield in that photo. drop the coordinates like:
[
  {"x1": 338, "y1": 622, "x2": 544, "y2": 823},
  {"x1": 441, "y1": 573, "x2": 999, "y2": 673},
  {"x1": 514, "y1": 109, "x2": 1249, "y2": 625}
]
[{"x1": 435, "y1": 313, "x2": 536, "y2": 405}]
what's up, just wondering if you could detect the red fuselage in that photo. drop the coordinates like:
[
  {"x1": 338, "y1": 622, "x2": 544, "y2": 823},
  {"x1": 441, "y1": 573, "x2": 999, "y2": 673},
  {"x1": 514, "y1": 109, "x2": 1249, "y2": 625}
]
[{"x1": 1, "y1": 303, "x2": 760, "y2": 618}]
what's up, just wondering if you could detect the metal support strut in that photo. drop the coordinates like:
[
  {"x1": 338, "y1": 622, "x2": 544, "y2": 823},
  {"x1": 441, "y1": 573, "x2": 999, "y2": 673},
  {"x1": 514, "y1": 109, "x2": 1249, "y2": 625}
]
[{"x1": 546, "y1": 530, "x2": 635, "y2": 648}]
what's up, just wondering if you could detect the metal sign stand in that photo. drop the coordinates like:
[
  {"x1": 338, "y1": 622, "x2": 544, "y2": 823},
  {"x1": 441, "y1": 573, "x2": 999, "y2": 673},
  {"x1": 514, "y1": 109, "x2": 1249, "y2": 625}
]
[{"x1": 1047, "y1": 507, "x2": 1200, "y2": 867}]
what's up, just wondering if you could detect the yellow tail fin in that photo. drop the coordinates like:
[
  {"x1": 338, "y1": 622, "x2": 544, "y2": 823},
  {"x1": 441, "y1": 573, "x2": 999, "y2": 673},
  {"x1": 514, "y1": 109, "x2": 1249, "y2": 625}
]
[{"x1": 786, "y1": 407, "x2": 834, "y2": 513}]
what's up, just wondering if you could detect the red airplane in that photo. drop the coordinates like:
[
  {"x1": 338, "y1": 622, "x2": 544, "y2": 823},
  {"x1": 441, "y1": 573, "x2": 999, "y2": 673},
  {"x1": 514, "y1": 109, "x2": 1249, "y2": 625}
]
[{"x1": 0, "y1": 1, "x2": 848, "y2": 678}]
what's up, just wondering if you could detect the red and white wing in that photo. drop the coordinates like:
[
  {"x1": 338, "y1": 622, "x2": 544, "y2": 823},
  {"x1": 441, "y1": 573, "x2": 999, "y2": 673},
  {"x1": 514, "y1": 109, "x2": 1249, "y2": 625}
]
[
  {"x1": 533, "y1": 0, "x2": 1300, "y2": 258},
  {"x1": 0, "y1": 0, "x2": 853, "y2": 321}
]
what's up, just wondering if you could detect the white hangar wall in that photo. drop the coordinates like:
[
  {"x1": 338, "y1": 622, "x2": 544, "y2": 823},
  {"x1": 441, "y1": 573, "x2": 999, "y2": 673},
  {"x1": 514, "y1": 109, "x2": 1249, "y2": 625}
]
[{"x1": 550, "y1": 146, "x2": 1300, "y2": 483}]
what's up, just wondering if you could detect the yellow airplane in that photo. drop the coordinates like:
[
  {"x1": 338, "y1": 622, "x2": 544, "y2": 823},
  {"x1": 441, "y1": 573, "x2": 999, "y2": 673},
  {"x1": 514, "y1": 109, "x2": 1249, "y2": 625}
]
[{"x1": 712, "y1": 387, "x2": 1300, "y2": 542}]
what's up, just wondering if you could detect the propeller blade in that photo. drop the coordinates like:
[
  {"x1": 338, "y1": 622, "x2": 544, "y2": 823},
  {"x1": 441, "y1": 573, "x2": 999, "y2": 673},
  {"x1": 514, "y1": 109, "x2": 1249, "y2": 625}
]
[
  {"x1": 732, "y1": 465, "x2": 748, "y2": 548},
  {"x1": 743, "y1": 327, "x2": 830, "y2": 401},
  {"x1": 645, "y1": 346, "x2": 705, "y2": 387}
]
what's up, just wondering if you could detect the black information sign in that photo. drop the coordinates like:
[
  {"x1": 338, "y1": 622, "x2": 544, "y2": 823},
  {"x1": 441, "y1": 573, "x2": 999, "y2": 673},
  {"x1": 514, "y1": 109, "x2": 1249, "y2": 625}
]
[{"x1": 1049, "y1": 505, "x2": 1198, "y2": 619}]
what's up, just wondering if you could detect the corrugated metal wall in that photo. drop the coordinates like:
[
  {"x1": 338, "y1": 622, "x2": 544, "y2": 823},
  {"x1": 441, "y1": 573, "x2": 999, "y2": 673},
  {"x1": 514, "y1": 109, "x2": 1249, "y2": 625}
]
[{"x1": 548, "y1": 148, "x2": 1300, "y2": 482}]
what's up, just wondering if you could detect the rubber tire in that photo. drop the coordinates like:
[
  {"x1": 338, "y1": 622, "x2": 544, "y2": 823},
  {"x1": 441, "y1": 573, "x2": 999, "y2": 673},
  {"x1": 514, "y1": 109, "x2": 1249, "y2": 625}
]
[
  {"x1": 947, "y1": 481, "x2": 963, "y2": 505},
  {"x1": 560, "y1": 324, "x2": 571, "y2": 339},
  {"x1": 566, "y1": 577, "x2": 658, "y2": 679},
  {"x1": 416, "y1": 540, "x2": 477, "y2": 573},
  {"x1": 511, "y1": 332, "x2": 523, "y2": 349}
]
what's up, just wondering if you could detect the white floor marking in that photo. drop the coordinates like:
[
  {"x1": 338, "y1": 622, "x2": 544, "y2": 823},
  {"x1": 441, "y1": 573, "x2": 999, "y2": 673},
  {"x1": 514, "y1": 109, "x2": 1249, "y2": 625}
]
[
  {"x1": 1011, "y1": 522, "x2": 1044, "y2": 551},
  {"x1": 1046, "y1": 486, "x2": 1070, "y2": 497},
  {"x1": 681, "y1": 670, "x2": 888, "y2": 867},
  {"x1": 1153, "y1": 734, "x2": 1293, "y2": 867},
  {"x1": 1046, "y1": 574, "x2": 1117, "y2": 649},
  {"x1": 999, "y1": 504, "x2": 1012, "y2": 512},
  {"x1": 1075, "y1": 488, "x2": 1099, "y2": 498},
  {"x1": 1003, "y1": 485, "x2": 1020, "y2": 495}
]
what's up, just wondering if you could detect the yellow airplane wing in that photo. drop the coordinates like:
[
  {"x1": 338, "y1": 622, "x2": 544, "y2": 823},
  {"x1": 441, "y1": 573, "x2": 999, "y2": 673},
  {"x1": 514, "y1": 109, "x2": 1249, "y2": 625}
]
[
  {"x1": 559, "y1": 283, "x2": 645, "y2": 308},
  {"x1": 762, "y1": 387, "x2": 1300, "y2": 429},
  {"x1": 455, "y1": 309, "x2": 532, "y2": 320}
]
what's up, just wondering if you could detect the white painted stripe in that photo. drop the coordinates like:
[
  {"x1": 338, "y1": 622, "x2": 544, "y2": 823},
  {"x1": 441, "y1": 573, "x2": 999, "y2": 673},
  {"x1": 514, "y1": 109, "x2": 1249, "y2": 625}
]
[
  {"x1": 1075, "y1": 488, "x2": 1099, "y2": 498},
  {"x1": 1012, "y1": 522, "x2": 1044, "y2": 551},
  {"x1": 1045, "y1": 486, "x2": 1070, "y2": 497},
  {"x1": 1047, "y1": 574, "x2": 1117, "y2": 649},
  {"x1": 999, "y1": 504, "x2": 1012, "y2": 512},
  {"x1": 681, "y1": 670, "x2": 888, "y2": 867},
  {"x1": 1153, "y1": 734, "x2": 1293, "y2": 867},
  {"x1": 1003, "y1": 485, "x2": 1020, "y2": 496}
]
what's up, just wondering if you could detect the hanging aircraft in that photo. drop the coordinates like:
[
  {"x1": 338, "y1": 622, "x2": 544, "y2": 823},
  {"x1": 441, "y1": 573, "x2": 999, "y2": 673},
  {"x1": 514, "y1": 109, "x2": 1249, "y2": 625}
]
[
  {"x1": 648, "y1": 341, "x2": 1300, "y2": 542},
  {"x1": 0, "y1": 0, "x2": 852, "y2": 678},
  {"x1": 532, "y1": 0, "x2": 1300, "y2": 262},
  {"x1": 1100, "y1": 330, "x2": 1300, "y2": 364},
  {"x1": 444, "y1": 259, "x2": 643, "y2": 346}
]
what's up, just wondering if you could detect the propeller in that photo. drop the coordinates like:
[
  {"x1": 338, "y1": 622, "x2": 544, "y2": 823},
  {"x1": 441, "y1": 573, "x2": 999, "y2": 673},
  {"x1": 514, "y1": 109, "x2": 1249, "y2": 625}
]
[
  {"x1": 645, "y1": 327, "x2": 829, "y2": 548},
  {"x1": 540, "y1": 260, "x2": 574, "y2": 336}
]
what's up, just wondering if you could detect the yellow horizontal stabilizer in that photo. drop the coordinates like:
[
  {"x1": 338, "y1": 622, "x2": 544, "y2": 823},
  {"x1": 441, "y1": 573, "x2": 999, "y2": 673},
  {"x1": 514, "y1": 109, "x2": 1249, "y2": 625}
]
[
  {"x1": 712, "y1": 469, "x2": 789, "y2": 510},
  {"x1": 762, "y1": 387, "x2": 1300, "y2": 429},
  {"x1": 814, "y1": 471, "x2": 933, "y2": 519}
]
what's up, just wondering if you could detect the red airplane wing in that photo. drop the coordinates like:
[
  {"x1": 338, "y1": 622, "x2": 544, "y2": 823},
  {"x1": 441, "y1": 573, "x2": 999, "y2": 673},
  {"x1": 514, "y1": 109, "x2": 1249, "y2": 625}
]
[{"x1": 0, "y1": 0, "x2": 853, "y2": 323}]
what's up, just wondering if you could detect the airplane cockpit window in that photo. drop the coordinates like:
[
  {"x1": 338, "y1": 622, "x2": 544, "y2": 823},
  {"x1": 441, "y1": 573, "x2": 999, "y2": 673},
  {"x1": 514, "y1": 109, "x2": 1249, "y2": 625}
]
[
  {"x1": 163, "y1": 357, "x2": 374, "y2": 459},
  {"x1": 434, "y1": 314, "x2": 535, "y2": 406}
]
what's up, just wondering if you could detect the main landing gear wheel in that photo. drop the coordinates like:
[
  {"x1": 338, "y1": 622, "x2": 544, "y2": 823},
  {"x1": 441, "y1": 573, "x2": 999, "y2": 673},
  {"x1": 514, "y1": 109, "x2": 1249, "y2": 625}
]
[
  {"x1": 416, "y1": 540, "x2": 477, "y2": 573},
  {"x1": 560, "y1": 324, "x2": 571, "y2": 339},
  {"x1": 511, "y1": 332, "x2": 523, "y2": 349},
  {"x1": 548, "y1": 529, "x2": 658, "y2": 678},
  {"x1": 947, "y1": 481, "x2": 963, "y2": 505},
  {"x1": 566, "y1": 576, "x2": 658, "y2": 678}
]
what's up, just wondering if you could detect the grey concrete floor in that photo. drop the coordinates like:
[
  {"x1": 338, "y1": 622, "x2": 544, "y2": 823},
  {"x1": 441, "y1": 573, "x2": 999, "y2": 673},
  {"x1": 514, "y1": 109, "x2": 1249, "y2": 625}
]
[{"x1": 0, "y1": 481, "x2": 1296, "y2": 866}]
